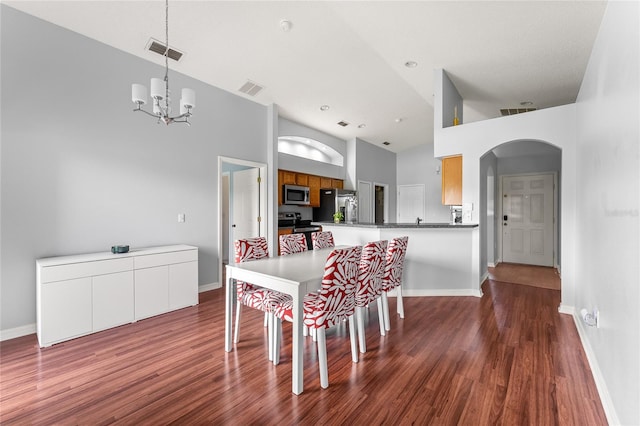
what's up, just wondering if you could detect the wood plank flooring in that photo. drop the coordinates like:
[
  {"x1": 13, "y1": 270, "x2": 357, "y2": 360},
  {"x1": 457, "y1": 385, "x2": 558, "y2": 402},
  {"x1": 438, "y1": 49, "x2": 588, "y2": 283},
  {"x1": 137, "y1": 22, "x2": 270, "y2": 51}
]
[{"x1": 0, "y1": 279, "x2": 607, "y2": 425}]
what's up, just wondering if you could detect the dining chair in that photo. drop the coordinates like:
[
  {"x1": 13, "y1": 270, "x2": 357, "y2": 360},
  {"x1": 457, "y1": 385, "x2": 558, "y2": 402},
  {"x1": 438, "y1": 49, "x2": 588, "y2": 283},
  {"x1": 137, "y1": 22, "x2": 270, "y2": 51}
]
[
  {"x1": 234, "y1": 237, "x2": 289, "y2": 360},
  {"x1": 355, "y1": 240, "x2": 388, "y2": 353},
  {"x1": 279, "y1": 233, "x2": 308, "y2": 256},
  {"x1": 272, "y1": 245, "x2": 362, "y2": 388},
  {"x1": 311, "y1": 231, "x2": 335, "y2": 250},
  {"x1": 381, "y1": 236, "x2": 409, "y2": 332}
]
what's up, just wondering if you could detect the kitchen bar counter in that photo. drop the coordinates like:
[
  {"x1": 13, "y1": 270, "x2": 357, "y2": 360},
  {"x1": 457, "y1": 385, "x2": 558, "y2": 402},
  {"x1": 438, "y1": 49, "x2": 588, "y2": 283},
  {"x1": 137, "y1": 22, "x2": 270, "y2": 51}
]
[{"x1": 318, "y1": 222, "x2": 481, "y2": 297}]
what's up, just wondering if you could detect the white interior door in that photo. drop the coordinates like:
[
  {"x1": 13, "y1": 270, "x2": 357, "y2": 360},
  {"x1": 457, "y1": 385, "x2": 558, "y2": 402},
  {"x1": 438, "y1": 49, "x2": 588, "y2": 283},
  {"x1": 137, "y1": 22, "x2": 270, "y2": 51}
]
[
  {"x1": 397, "y1": 184, "x2": 425, "y2": 223},
  {"x1": 358, "y1": 181, "x2": 372, "y2": 223},
  {"x1": 502, "y1": 174, "x2": 554, "y2": 266},
  {"x1": 232, "y1": 168, "x2": 260, "y2": 243}
]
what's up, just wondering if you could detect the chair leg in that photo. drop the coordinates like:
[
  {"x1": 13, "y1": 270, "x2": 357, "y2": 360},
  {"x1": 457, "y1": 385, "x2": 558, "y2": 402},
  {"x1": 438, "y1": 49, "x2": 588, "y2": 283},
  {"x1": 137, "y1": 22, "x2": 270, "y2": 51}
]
[
  {"x1": 267, "y1": 313, "x2": 273, "y2": 361},
  {"x1": 382, "y1": 292, "x2": 391, "y2": 331},
  {"x1": 272, "y1": 317, "x2": 281, "y2": 366},
  {"x1": 348, "y1": 315, "x2": 359, "y2": 363},
  {"x1": 356, "y1": 306, "x2": 366, "y2": 353},
  {"x1": 234, "y1": 302, "x2": 242, "y2": 344},
  {"x1": 303, "y1": 325, "x2": 308, "y2": 337},
  {"x1": 396, "y1": 285, "x2": 405, "y2": 319},
  {"x1": 376, "y1": 297, "x2": 386, "y2": 336},
  {"x1": 316, "y1": 328, "x2": 329, "y2": 388},
  {"x1": 264, "y1": 311, "x2": 269, "y2": 327}
]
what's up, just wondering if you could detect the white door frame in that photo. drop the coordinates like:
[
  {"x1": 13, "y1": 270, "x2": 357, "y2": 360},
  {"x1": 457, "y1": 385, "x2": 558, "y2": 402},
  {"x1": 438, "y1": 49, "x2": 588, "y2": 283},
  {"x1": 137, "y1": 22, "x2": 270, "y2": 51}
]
[
  {"x1": 373, "y1": 182, "x2": 389, "y2": 224},
  {"x1": 497, "y1": 172, "x2": 558, "y2": 268},
  {"x1": 218, "y1": 156, "x2": 268, "y2": 288}
]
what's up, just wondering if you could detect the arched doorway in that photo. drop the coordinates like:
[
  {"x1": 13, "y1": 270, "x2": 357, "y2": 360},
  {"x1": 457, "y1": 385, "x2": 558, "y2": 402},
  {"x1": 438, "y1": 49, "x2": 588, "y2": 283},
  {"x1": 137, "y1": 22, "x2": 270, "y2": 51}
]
[{"x1": 480, "y1": 140, "x2": 562, "y2": 288}]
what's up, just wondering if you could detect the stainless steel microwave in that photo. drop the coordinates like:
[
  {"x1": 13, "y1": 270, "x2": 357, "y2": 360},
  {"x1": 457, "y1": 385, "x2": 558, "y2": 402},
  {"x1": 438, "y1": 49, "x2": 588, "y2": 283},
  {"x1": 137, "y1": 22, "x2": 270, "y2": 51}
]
[{"x1": 283, "y1": 184, "x2": 310, "y2": 205}]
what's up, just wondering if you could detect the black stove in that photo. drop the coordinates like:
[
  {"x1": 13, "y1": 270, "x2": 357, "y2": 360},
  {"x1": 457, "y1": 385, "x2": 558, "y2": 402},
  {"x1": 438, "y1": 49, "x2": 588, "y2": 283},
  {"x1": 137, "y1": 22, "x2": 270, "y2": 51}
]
[{"x1": 278, "y1": 212, "x2": 322, "y2": 249}]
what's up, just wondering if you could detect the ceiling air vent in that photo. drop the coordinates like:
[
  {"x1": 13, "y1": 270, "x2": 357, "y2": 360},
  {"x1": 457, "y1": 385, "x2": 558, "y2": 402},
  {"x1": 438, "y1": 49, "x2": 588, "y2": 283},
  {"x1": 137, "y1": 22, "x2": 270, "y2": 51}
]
[
  {"x1": 239, "y1": 80, "x2": 264, "y2": 97},
  {"x1": 500, "y1": 108, "x2": 537, "y2": 116},
  {"x1": 337, "y1": 121, "x2": 350, "y2": 127},
  {"x1": 147, "y1": 39, "x2": 183, "y2": 61},
  {"x1": 382, "y1": 141, "x2": 391, "y2": 146}
]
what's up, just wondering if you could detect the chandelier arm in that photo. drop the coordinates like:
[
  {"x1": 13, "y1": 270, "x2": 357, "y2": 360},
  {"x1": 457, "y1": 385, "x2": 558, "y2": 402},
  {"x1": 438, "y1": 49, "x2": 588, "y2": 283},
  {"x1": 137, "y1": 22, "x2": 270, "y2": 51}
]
[{"x1": 133, "y1": 106, "x2": 162, "y2": 118}]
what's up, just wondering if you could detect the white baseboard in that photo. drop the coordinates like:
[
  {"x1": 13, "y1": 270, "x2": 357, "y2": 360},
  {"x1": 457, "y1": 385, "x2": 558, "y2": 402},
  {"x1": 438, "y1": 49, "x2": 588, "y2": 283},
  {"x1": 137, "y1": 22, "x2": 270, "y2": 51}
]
[
  {"x1": 572, "y1": 313, "x2": 620, "y2": 425},
  {"x1": 488, "y1": 262, "x2": 497, "y2": 268},
  {"x1": 199, "y1": 282, "x2": 220, "y2": 292},
  {"x1": 0, "y1": 323, "x2": 36, "y2": 342},
  {"x1": 388, "y1": 288, "x2": 483, "y2": 298},
  {"x1": 558, "y1": 303, "x2": 574, "y2": 315}
]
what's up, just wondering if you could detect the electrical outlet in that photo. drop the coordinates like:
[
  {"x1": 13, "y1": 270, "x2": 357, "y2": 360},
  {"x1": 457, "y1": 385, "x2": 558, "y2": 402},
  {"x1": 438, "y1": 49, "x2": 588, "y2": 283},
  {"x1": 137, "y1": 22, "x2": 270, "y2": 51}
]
[{"x1": 178, "y1": 213, "x2": 185, "y2": 223}]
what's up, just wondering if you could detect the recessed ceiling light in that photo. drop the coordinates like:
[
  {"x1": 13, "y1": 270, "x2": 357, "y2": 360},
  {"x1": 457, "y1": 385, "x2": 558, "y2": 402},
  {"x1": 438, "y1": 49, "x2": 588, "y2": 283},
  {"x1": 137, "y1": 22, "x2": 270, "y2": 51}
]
[
  {"x1": 404, "y1": 61, "x2": 418, "y2": 68},
  {"x1": 395, "y1": 118, "x2": 403, "y2": 123},
  {"x1": 358, "y1": 124, "x2": 366, "y2": 129},
  {"x1": 520, "y1": 101, "x2": 533, "y2": 106},
  {"x1": 320, "y1": 105, "x2": 330, "y2": 111}
]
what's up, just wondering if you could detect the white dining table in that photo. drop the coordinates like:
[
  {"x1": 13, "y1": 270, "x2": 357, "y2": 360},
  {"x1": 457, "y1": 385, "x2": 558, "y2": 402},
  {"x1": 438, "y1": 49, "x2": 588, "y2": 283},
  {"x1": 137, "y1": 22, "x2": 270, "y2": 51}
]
[{"x1": 225, "y1": 246, "x2": 339, "y2": 395}]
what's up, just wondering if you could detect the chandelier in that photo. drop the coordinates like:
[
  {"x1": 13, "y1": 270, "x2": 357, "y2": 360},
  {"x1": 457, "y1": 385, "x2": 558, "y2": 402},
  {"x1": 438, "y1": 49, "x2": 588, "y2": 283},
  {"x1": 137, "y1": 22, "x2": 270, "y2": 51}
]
[{"x1": 131, "y1": 0, "x2": 195, "y2": 125}]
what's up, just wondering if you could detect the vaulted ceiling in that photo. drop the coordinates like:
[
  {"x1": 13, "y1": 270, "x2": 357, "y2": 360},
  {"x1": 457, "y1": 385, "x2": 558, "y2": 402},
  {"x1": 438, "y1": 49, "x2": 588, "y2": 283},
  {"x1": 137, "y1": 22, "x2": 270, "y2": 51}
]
[{"x1": 5, "y1": 1, "x2": 607, "y2": 152}]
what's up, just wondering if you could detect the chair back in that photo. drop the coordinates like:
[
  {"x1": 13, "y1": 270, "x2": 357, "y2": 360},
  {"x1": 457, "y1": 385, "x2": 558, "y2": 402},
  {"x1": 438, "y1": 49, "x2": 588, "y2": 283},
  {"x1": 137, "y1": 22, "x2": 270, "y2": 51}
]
[
  {"x1": 311, "y1": 231, "x2": 335, "y2": 250},
  {"x1": 382, "y1": 236, "x2": 409, "y2": 292},
  {"x1": 279, "y1": 233, "x2": 308, "y2": 256},
  {"x1": 304, "y1": 245, "x2": 362, "y2": 329},
  {"x1": 234, "y1": 237, "x2": 269, "y2": 297},
  {"x1": 356, "y1": 240, "x2": 388, "y2": 308}
]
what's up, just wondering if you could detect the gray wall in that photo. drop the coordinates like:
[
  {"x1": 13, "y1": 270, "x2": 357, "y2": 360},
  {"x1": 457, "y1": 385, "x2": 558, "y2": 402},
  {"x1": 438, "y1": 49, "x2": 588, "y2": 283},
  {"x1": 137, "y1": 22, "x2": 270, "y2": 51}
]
[
  {"x1": 397, "y1": 143, "x2": 453, "y2": 223},
  {"x1": 353, "y1": 138, "x2": 397, "y2": 221},
  {"x1": 1, "y1": 6, "x2": 269, "y2": 330}
]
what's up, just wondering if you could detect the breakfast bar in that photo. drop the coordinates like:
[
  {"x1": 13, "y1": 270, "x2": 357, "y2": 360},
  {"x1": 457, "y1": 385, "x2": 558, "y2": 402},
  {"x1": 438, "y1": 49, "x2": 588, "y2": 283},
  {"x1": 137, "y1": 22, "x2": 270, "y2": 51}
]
[{"x1": 317, "y1": 222, "x2": 481, "y2": 297}]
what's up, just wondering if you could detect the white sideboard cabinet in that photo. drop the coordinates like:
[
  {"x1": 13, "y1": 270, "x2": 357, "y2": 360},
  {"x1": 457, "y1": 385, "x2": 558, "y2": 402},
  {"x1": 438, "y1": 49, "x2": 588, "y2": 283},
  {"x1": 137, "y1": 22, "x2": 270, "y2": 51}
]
[{"x1": 36, "y1": 245, "x2": 198, "y2": 347}]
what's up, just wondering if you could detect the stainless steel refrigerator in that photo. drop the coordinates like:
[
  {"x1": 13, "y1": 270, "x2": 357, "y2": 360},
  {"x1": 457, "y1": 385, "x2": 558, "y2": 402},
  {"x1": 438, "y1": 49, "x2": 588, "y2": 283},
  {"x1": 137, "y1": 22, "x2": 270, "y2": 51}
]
[{"x1": 313, "y1": 188, "x2": 357, "y2": 223}]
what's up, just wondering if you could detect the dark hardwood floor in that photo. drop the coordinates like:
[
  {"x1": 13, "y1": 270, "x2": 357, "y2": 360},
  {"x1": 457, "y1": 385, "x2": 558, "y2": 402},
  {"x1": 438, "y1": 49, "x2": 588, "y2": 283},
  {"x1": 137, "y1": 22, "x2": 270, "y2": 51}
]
[{"x1": 0, "y1": 279, "x2": 607, "y2": 425}]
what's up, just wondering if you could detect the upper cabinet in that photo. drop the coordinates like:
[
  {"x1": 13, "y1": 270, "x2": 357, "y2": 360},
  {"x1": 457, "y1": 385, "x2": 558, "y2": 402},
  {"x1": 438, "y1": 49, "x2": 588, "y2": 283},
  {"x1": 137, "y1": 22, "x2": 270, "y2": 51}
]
[
  {"x1": 278, "y1": 169, "x2": 343, "y2": 207},
  {"x1": 441, "y1": 155, "x2": 462, "y2": 205}
]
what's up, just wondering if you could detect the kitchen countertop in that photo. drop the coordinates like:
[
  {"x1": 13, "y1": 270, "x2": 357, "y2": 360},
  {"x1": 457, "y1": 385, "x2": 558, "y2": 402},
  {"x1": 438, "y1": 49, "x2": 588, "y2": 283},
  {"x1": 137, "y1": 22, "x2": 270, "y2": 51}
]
[{"x1": 313, "y1": 221, "x2": 478, "y2": 229}]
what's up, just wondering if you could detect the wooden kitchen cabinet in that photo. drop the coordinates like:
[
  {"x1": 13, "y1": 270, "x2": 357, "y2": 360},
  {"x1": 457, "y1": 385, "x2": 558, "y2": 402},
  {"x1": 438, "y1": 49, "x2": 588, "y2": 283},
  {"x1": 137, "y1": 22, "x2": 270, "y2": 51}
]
[
  {"x1": 295, "y1": 174, "x2": 308, "y2": 186},
  {"x1": 278, "y1": 169, "x2": 344, "y2": 206},
  {"x1": 442, "y1": 155, "x2": 462, "y2": 205},
  {"x1": 282, "y1": 170, "x2": 296, "y2": 185},
  {"x1": 320, "y1": 177, "x2": 333, "y2": 188},
  {"x1": 308, "y1": 175, "x2": 321, "y2": 207}
]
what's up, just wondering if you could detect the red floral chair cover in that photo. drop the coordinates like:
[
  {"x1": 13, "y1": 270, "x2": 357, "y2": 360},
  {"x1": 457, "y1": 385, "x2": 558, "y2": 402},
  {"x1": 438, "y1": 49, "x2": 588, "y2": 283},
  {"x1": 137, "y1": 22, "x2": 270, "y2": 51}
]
[
  {"x1": 311, "y1": 231, "x2": 335, "y2": 250},
  {"x1": 234, "y1": 237, "x2": 290, "y2": 357},
  {"x1": 271, "y1": 246, "x2": 362, "y2": 387},
  {"x1": 279, "y1": 233, "x2": 308, "y2": 256},
  {"x1": 234, "y1": 237, "x2": 271, "y2": 310},
  {"x1": 382, "y1": 236, "x2": 409, "y2": 292},
  {"x1": 380, "y1": 236, "x2": 409, "y2": 332},
  {"x1": 354, "y1": 240, "x2": 388, "y2": 353},
  {"x1": 356, "y1": 240, "x2": 388, "y2": 307}
]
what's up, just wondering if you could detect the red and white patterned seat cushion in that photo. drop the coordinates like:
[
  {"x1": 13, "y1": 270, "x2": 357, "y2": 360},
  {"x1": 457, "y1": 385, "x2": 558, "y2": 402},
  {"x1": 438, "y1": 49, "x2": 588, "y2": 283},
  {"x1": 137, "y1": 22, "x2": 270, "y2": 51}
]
[
  {"x1": 279, "y1": 233, "x2": 308, "y2": 256},
  {"x1": 234, "y1": 237, "x2": 284, "y2": 312},
  {"x1": 382, "y1": 236, "x2": 409, "y2": 292},
  {"x1": 311, "y1": 231, "x2": 335, "y2": 250},
  {"x1": 355, "y1": 240, "x2": 388, "y2": 307},
  {"x1": 273, "y1": 246, "x2": 362, "y2": 329}
]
